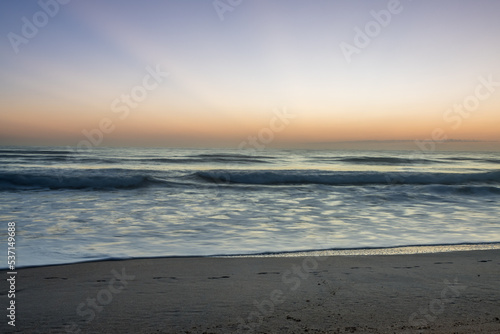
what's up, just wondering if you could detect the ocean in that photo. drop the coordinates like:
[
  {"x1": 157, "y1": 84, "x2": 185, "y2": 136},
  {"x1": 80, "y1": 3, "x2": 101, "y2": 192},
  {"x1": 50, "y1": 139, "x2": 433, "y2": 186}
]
[{"x1": 1, "y1": 146, "x2": 500, "y2": 268}]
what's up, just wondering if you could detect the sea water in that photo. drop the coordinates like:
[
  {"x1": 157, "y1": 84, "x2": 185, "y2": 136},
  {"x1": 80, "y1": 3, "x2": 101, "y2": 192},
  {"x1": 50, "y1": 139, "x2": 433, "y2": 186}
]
[{"x1": 1, "y1": 146, "x2": 500, "y2": 267}]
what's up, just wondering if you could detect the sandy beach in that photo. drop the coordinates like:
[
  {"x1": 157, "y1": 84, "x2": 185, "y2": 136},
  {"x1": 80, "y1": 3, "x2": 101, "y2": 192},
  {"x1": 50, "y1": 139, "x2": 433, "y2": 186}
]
[{"x1": 2, "y1": 249, "x2": 500, "y2": 333}]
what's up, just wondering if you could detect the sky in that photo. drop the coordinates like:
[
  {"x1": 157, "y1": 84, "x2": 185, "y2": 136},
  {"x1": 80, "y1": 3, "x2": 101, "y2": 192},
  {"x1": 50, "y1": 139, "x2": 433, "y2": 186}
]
[{"x1": 1, "y1": 0, "x2": 499, "y2": 149}]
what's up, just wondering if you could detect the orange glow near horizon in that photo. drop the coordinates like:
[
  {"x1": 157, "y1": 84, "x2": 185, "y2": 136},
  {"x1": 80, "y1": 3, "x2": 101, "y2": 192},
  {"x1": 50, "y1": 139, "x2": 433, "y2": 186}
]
[{"x1": 2, "y1": 102, "x2": 499, "y2": 149}]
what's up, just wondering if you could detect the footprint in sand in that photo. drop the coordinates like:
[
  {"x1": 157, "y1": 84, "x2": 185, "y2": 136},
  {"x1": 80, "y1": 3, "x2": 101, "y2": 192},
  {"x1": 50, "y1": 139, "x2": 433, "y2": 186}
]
[
  {"x1": 44, "y1": 277, "x2": 68, "y2": 280},
  {"x1": 208, "y1": 276, "x2": 230, "y2": 279}
]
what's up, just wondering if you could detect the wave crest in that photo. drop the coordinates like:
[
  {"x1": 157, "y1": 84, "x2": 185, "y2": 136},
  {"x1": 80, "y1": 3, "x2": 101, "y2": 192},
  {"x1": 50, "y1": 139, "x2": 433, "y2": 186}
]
[
  {"x1": 196, "y1": 170, "x2": 500, "y2": 186},
  {"x1": 0, "y1": 171, "x2": 162, "y2": 190}
]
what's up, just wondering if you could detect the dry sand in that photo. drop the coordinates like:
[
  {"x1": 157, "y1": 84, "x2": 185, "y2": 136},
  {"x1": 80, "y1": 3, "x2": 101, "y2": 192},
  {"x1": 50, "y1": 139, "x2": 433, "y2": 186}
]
[{"x1": 2, "y1": 250, "x2": 500, "y2": 333}]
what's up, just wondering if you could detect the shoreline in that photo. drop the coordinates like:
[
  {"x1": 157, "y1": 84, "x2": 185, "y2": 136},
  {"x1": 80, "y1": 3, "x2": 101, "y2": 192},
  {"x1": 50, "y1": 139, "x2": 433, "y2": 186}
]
[
  {"x1": 7, "y1": 242, "x2": 500, "y2": 270},
  {"x1": 229, "y1": 242, "x2": 500, "y2": 258},
  {"x1": 2, "y1": 249, "x2": 500, "y2": 333}
]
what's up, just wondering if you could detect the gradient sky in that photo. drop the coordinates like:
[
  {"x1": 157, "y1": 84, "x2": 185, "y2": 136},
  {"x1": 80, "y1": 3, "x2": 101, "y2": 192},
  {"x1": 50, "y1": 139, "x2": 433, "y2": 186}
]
[{"x1": 1, "y1": 0, "x2": 499, "y2": 149}]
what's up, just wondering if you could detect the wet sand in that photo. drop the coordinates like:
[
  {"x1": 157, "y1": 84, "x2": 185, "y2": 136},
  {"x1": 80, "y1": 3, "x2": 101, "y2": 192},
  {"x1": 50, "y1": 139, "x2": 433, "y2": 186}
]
[{"x1": 2, "y1": 249, "x2": 500, "y2": 333}]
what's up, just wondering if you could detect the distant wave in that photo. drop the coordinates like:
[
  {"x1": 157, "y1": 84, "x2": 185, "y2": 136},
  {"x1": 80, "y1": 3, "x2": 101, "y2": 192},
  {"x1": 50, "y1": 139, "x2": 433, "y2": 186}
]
[
  {"x1": 189, "y1": 153, "x2": 274, "y2": 159},
  {"x1": 196, "y1": 170, "x2": 500, "y2": 186},
  {"x1": 5, "y1": 149, "x2": 498, "y2": 166},
  {"x1": 426, "y1": 185, "x2": 500, "y2": 196},
  {"x1": 0, "y1": 149, "x2": 72, "y2": 155},
  {"x1": 5, "y1": 169, "x2": 497, "y2": 191},
  {"x1": 482, "y1": 159, "x2": 500, "y2": 164},
  {"x1": 311, "y1": 156, "x2": 448, "y2": 165},
  {"x1": 442, "y1": 157, "x2": 500, "y2": 164},
  {"x1": 150, "y1": 156, "x2": 270, "y2": 164},
  {"x1": 0, "y1": 171, "x2": 167, "y2": 190},
  {"x1": 0, "y1": 153, "x2": 271, "y2": 165},
  {"x1": 0, "y1": 154, "x2": 74, "y2": 161},
  {"x1": 309, "y1": 155, "x2": 500, "y2": 165}
]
